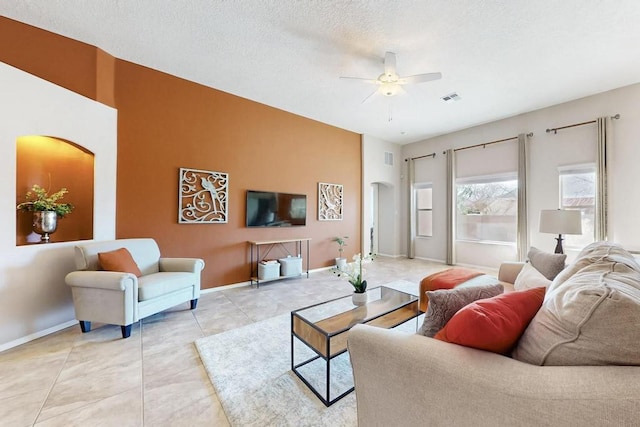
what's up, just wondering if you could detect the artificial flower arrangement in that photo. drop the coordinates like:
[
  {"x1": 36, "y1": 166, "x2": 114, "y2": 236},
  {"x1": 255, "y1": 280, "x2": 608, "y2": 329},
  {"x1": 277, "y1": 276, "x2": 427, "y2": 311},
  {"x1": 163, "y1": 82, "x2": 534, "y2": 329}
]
[
  {"x1": 332, "y1": 252, "x2": 376, "y2": 293},
  {"x1": 16, "y1": 184, "x2": 74, "y2": 217}
]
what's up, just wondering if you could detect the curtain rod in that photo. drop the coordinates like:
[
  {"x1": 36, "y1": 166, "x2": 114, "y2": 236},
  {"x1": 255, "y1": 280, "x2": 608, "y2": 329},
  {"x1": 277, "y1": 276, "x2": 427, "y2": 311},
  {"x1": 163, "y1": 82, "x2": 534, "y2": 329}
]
[
  {"x1": 442, "y1": 132, "x2": 533, "y2": 154},
  {"x1": 546, "y1": 114, "x2": 620, "y2": 134},
  {"x1": 404, "y1": 152, "x2": 436, "y2": 162}
]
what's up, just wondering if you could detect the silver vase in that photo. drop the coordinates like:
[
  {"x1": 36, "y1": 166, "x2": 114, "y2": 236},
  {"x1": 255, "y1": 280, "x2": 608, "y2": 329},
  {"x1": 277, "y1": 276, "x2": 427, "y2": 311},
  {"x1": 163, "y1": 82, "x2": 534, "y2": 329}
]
[{"x1": 33, "y1": 211, "x2": 58, "y2": 243}]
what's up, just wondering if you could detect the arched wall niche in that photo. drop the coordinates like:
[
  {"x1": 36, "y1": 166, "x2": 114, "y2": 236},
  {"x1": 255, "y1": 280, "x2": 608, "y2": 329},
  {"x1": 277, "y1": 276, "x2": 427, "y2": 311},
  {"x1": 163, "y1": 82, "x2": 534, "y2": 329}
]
[{"x1": 16, "y1": 135, "x2": 94, "y2": 245}]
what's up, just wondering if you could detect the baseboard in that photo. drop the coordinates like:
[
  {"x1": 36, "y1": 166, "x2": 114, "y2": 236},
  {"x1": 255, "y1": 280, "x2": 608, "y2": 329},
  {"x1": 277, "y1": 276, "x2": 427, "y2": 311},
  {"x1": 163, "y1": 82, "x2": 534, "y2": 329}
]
[
  {"x1": 2, "y1": 267, "x2": 334, "y2": 351},
  {"x1": 201, "y1": 281, "x2": 251, "y2": 293},
  {"x1": 408, "y1": 257, "x2": 496, "y2": 273},
  {"x1": 453, "y1": 261, "x2": 499, "y2": 275},
  {"x1": 375, "y1": 252, "x2": 403, "y2": 258},
  {"x1": 413, "y1": 256, "x2": 447, "y2": 264},
  {"x1": 200, "y1": 267, "x2": 331, "y2": 294},
  {"x1": 0, "y1": 319, "x2": 78, "y2": 353}
]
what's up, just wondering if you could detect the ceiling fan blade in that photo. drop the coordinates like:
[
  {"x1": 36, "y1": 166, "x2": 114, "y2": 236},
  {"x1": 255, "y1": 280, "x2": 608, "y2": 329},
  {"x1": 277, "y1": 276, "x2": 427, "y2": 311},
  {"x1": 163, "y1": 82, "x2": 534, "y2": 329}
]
[
  {"x1": 384, "y1": 52, "x2": 397, "y2": 77},
  {"x1": 398, "y1": 72, "x2": 442, "y2": 84},
  {"x1": 340, "y1": 76, "x2": 379, "y2": 84},
  {"x1": 361, "y1": 89, "x2": 379, "y2": 104}
]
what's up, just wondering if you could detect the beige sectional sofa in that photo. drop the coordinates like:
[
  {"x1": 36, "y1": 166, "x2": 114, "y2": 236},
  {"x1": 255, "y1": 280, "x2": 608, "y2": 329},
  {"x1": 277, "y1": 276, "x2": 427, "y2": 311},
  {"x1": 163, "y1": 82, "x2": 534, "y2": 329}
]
[{"x1": 348, "y1": 242, "x2": 640, "y2": 426}]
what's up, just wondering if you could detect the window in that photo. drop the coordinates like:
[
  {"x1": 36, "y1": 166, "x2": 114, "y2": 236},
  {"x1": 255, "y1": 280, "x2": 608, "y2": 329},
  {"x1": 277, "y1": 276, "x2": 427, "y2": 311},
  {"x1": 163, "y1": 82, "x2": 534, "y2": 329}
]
[
  {"x1": 456, "y1": 175, "x2": 517, "y2": 243},
  {"x1": 415, "y1": 185, "x2": 433, "y2": 237},
  {"x1": 559, "y1": 164, "x2": 595, "y2": 248}
]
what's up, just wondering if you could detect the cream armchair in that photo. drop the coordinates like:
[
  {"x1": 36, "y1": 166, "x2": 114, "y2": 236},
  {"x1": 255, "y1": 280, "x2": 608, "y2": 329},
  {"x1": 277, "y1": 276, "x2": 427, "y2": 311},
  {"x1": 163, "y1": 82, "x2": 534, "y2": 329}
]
[{"x1": 65, "y1": 238, "x2": 205, "y2": 338}]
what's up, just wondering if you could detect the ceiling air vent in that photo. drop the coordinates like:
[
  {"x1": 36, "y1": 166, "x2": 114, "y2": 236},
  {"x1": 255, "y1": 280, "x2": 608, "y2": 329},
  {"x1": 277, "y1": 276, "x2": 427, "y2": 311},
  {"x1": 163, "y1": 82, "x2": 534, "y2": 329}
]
[
  {"x1": 384, "y1": 151, "x2": 394, "y2": 166},
  {"x1": 441, "y1": 92, "x2": 462, "y2": 102}
]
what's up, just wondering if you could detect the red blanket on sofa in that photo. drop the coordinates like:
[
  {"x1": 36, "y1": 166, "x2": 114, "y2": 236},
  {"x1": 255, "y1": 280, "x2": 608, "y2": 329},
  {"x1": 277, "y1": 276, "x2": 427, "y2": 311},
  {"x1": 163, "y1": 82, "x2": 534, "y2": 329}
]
[
  {"x1": 423, "y1": 268, "x2": 484, "y2": 291},
  {"x1": 418, "y1": 268, "x2": 485, "y2": 312}
]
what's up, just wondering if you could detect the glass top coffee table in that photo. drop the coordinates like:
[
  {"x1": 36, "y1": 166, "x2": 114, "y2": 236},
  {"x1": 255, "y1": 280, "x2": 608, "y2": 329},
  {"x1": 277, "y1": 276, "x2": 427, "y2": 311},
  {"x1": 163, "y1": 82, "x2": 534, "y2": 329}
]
[{"x1": 291, "y1": 286, "x2": 419, "y2": 406}]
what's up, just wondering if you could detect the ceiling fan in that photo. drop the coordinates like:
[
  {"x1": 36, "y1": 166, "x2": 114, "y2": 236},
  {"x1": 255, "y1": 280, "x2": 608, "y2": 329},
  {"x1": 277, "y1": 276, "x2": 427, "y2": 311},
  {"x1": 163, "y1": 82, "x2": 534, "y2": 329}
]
[{"x1": 341, "y1": 52, "x2": 442, "y2": 103}]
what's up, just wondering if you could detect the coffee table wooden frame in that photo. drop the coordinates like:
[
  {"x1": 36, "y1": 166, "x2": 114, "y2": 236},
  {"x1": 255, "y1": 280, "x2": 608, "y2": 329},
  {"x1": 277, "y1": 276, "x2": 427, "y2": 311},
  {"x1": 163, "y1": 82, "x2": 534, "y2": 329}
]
[{"x1": 291, "y1": 286, "x2": 419, "y2": 406}]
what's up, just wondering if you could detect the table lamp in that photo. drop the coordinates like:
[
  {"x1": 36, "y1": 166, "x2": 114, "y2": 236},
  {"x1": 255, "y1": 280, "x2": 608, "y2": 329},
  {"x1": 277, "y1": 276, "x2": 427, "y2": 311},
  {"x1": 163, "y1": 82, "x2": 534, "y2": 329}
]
[{"x1": 539, "y1": 209, "x2": 582, "y2": 254}]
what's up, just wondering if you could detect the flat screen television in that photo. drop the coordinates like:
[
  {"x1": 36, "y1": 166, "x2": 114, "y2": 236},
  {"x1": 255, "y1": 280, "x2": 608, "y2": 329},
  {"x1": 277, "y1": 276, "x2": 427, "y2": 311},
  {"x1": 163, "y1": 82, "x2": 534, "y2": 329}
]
[{"x1": 246, "y1": 190, "x2": 307, "y2": 227}]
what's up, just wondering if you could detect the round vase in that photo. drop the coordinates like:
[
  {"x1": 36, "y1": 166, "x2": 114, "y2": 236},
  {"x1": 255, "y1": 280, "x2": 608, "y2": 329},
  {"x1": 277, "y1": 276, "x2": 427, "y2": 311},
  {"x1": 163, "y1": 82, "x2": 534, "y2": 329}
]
[
  {"x1": 335, "y1": 257, "x2": 347, "y2": 269},
  {"x1": 352, "y1": 292, "x2": 367, "y2": 306},
  {"x1": 32, "y1": 211, "x2": 58, "y2": 243}
]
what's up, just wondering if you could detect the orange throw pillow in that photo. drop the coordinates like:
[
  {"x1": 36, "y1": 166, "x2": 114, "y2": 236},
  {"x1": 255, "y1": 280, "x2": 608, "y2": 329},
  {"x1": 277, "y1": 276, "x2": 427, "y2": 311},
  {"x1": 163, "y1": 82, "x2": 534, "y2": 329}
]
[
  {"x1": 98, "y1": 248, "x2": 142, "y2": 277},
  {"x1": 434, "y1": 287, "x2": 545, "y2": 354}
]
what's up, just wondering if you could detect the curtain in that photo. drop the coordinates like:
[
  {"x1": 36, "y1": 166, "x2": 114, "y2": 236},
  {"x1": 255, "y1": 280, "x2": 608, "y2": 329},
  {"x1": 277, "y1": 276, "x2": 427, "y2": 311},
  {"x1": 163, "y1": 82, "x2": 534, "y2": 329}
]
[
  {"x1": 516, "y1": 133, "x2": 529, "y2": 261},
  {"x1": 595, "y1": 117, "x2": 609, "y2": 241},
  {"x1": 445, "y1": 149, "x2": 456, "y2": 265},
  {"x1": 407, "y1": 158, "x2": 415, "y2": 259}
]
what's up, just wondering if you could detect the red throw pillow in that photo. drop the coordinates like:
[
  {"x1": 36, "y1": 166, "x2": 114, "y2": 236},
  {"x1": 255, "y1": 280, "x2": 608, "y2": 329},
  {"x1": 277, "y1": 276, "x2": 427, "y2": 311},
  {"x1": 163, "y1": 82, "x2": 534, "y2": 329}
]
[
  {"x1": 434, "y1": 287, "x2": 545, "y2": 354},
  {"x1": 98, "y1": 248, "x2": 142, "y2": 277}
]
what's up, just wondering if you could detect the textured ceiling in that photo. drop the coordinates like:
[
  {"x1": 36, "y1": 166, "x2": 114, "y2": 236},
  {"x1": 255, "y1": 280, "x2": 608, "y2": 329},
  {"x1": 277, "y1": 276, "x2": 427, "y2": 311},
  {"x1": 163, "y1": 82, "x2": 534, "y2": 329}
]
[{"x1": 2, "y1": 1, "x2": 640, "y2": 144}]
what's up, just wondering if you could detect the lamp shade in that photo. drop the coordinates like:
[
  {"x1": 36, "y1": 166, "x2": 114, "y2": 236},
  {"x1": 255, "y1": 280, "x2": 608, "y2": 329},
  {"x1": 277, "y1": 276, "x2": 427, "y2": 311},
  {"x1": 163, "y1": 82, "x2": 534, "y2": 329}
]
[{"x1": 539, "y1": 209, "x2": 582, "y2": 235}]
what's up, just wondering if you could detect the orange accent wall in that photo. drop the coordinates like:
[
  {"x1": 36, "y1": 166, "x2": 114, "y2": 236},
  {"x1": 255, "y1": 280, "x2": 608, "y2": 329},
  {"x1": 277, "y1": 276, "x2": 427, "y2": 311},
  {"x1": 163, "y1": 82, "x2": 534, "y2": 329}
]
[
  {"x1": 114, "y1": 60, "x2": 361, "y2": 287},
  {"x1": 96, "y1": 48, "x2": 116, "y2": 107},
  {"x1": 0, "y1": 17, "x2": 116, "y2": 109},
  {"x1": 1, "y1": 17, "x2": 363, "y2": 288}
]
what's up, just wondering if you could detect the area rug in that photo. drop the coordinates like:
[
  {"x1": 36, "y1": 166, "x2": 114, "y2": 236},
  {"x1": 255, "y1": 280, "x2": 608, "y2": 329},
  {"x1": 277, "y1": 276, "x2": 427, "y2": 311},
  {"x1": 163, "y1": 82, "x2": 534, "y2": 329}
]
[{"x1": 195, "y1": 280, "x2": 419, "y2": 427}]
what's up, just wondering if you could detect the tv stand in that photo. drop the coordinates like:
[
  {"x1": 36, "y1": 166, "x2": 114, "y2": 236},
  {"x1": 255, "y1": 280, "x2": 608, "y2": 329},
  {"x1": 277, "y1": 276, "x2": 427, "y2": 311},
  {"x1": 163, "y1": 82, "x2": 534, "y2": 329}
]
[{"x1": 249, "y1": 238, "x2": 311, "y2": 287}]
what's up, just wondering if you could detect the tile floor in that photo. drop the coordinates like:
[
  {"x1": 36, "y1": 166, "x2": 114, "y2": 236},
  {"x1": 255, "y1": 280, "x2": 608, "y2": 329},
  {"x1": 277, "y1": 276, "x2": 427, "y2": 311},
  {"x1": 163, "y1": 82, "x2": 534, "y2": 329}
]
[{"x1": 0, "y1": 257, "x2": 492, "y2": 426}]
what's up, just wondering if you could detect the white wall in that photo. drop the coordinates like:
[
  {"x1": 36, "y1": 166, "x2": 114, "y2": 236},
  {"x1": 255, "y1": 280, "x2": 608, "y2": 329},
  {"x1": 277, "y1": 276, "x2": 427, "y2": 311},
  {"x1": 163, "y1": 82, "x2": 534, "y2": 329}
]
[
  {"x1": 362, "y1": 135, "x2": 402, "y2": 257},
  {"x1": 400, "y1": 82, "x2": 640, "y2": 268},
  {"x1": 0, "y1": 63, "x2": 117, "y2": 351}
]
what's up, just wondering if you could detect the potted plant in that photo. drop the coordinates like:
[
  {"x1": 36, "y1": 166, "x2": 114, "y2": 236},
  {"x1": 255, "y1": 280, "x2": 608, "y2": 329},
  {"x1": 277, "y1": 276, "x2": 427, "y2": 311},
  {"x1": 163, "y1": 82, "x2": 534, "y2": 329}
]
[
  {"x1": 17, "y1": 184, "x2": 74, "y2": 243},
  {"x1": 332, "y1": 253, "x2": 375, "y2": 305},
  {"x1": 334, "y1": 236, "x2": 348, "y2": 268}
]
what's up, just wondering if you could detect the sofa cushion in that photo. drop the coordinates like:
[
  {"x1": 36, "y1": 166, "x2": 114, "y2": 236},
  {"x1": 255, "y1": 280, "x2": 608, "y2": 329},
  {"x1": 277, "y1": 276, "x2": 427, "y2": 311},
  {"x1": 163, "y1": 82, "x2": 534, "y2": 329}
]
[
  {"x1": 75, "y1": 238, "x2": 161, "y2": 274},
  {"x1": 528, "y1": 247, "x2": 566, "y2": 280},
  {"x1": 138, "y1": 272, "x2": 195, "y2": 301},
  {"x1": 514, "y1": 262, "x2": 552, "y2": 291},
  {"x1": 435, "y1": 287, "x2": 545, "y2": 354},
  {"x1": 418, "y1": 283, "x2": 504, "y2": 337},
  {"x1": 98, "y1": 248, "x2": 142, "y2": 277},
  {"x1": 513, "y1": 242, "x2": 640, "y2": 366}
]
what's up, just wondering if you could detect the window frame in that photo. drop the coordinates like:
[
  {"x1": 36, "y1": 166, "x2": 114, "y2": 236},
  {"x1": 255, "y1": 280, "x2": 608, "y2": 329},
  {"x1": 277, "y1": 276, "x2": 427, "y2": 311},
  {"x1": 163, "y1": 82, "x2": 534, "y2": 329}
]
[
  {"x1": 415, "y1": 183, "x2": 433, "y2": 238},
  {"x1": 455, "y1": 172, "x2": 518, "y2": 244},
  {"x1": 558, "y1": 163, "x2": 596, "y2": 249}
]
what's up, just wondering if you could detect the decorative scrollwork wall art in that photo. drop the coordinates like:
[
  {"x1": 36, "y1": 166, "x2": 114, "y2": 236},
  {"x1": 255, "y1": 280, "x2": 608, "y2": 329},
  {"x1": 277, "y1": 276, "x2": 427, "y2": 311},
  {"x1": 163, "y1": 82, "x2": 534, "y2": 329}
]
[
  {"x1": 318, "y1": 182, "x2": 343, "y2": 221},
  {"x1": 179, "y1": 168, "x2": 228, "y2": 223}
]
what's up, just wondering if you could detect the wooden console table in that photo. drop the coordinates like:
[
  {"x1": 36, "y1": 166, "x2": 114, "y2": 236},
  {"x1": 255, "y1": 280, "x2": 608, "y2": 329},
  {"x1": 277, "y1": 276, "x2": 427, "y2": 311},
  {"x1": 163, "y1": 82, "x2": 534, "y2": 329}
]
[{"x1": 249, "y1": 238, "x2": 311, "y2": 286}]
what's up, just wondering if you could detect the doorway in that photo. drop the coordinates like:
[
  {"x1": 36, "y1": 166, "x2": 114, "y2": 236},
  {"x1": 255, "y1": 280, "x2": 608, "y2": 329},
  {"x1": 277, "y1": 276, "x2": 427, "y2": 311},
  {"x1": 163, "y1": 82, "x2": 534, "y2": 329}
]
[{"x1": 370, "y1": 182, "x2": 395, "y2": 256}]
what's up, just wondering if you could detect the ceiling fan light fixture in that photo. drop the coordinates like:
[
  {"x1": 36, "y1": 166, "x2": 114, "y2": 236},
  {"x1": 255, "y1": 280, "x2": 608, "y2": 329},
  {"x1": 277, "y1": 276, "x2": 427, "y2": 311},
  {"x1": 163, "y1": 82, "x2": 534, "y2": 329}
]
[
  {"x1": 341, "y1": 52, "x2": 441, "y2": 103},
  {"x1": 380, "y1": 82, "x2": 400, "y2": 97},
  {"x1": 379, "y1": 72, "x2": 398, "y2": 84}
]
